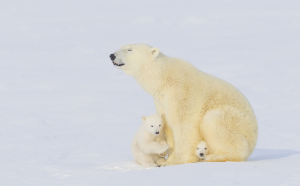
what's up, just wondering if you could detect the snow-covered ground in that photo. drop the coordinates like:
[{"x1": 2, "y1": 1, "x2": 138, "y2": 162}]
[{"x1": 0, "y1": 0, "x2": 300, "y2": 185}]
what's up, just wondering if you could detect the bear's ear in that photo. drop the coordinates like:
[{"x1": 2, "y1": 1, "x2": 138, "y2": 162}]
[
  {"x1": 142, "y1": 116, "x2": 146, "y2": 121},
  {"x1": 150, "y1": 47, "x2": 160, "y2": 58}
]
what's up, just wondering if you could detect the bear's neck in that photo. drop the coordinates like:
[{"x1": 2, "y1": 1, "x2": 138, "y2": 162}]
[{"x1": 133, "y1": 58, "x2": 166, "y2": 101}]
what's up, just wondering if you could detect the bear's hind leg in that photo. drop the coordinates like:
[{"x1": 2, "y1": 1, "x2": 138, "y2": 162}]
[
  {"x1": 205, "y1": 154, "x2": 243, "y2": 162},
  {"x1": 201, "y1": 107, "x2": 250, "y2": 162}
]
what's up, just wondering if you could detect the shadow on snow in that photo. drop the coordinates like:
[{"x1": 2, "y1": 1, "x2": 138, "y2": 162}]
[{"x1": 248, "y1": 148, "x2": 300, "y2": 161}]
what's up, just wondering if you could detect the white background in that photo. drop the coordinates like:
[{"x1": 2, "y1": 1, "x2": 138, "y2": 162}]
[{"x1": 0, "y1": 0, "x2": 299, "y2": 185}]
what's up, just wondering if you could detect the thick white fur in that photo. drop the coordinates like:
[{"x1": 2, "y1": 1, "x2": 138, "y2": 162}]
[
  {"x1": 131, "y1": 114, "x2": 169, "y2": 168},
  {"x1": 196, "y1": 141, "x2": 209, "y2": 161},
  {"x1": 113, "y1": 44, "x2": 258, "y2": 165}
]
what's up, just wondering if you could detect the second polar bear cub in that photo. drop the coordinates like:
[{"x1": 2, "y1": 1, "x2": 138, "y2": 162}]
[
  {"x1": 196, "y1": 141, "x2": 209, "y2": 161},
  {"x1": 131, "y1": 114, "x2": 169, "y2": 168}
]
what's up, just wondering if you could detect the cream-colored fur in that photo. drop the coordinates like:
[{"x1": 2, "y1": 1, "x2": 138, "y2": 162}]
[
  {"x1": 131, "y1": 114, "x2": 169, "y2": 168},
  {"x1": 112, "y1": 44, "x2": 258, "y2": 165},
  {"x1": 196, "y1": 141, "x2": 209, "y2": 161}
]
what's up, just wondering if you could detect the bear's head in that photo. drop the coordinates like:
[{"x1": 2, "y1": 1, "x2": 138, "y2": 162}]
[
  {"x1": 109, "y1": 44, "x2": 160, "y2": 76},
  {"x1": 195, "y1": 141, "x2": 209, "y2": 160},
  {"x1": 142, "y1": 113, "x2": 164, "y2": 136}
]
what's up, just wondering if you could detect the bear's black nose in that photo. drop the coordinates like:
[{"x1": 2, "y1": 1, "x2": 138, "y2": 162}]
[
  {"x1": 156, "y1": 132, "x2": 159, "y2": 134},
  {"x1": 200, "y1": 153, "x2": 204, "y2": 157},
  {"x1": 110, "y1": 54, "x2": 116, "y2": 60}
]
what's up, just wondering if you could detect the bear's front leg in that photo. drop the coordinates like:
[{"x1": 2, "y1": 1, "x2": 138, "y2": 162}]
[
  {"x1": 154, "y1": 99, "x2": 176, "y2": 166},
  {"x1": 163, "y1": 123, "x2": 176, "y2": 165},
  {"x1": 171, "y1": 122, "x2": 201, "y2": 165},
  {"x1": 155, "y1": 126, "x2": 176, "y2": 167}
]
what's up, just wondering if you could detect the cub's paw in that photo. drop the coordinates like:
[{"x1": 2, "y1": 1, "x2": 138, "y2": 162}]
[
  {"x1": 159, "y1": 150, "x2": 168, "y2": 158},
  {"x1": 159, "y1": 144, "x2": 169, "y2": 154},
  {"x1": 157, "y1": 160, "x2": 173, "y2": 167},
  {"x1": 198, "y1": 158, "x2": 206, "y2": 162},
  {"x1": 156, "y1": 158, "x2": 167, "y2": 165}
]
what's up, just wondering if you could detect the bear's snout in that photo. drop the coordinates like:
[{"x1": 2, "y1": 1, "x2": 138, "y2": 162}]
[
  {"x1": 200, "y1": 153, "x2": 204, "y2": 157},
  {"x1": 110, "y1": 54, "x2": 116, "y2": 61},
  {"x1": 155, "y1": 132, "x2": 159, "y2": 135}
]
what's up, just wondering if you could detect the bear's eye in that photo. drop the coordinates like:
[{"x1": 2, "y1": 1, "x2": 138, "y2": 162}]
[
  {"x1": 151, "y1": 125, "x2": 153, "y2": 127},
  {"x1": 159, "y1": 125, "x2": 161, "y2": 127},
  {"x1": 197, "y1": 148, "x2": 199, "y2": 150},
  {"x1": 128, "y1": 49, "x2": 132, "y2": 51},
  {"x1": 205, "y1": 148, "x2": 207, "y2": 150}
]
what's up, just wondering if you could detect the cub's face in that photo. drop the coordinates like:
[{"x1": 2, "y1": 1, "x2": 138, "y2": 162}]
[
  {"x1": 109, "y1": 44, "x2": 160, "y2": 76},
  {"x1": 195, "y1": 141, "x2": 208, "y2": 160},
  {"x1": 142, "y1": 114, "x2": 164, "y2": 136}
]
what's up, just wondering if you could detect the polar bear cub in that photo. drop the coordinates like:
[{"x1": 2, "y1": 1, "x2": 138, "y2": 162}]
[
  {"x1": 131, "y1": 114, "x2": 169, "y2": 168},
  {"x1": 196, "y1": 141, "x2": 209, "y2": 161}
]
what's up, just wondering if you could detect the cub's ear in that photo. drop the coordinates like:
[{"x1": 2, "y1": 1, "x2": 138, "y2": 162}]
[
  {"x1": 142, "y1": 116, "x2": 146, "y2": 121},
  {"x1": 150, "y1": 47, "x2": 160, "y2": 58},
  {"x1": 160, "y1": 113, "x2": 164, "y2": 119}
]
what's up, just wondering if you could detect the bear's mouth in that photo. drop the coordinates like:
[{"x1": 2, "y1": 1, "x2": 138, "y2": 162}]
[{"x1": 112, "y1": 61, "x2": 125, "y2": 67}]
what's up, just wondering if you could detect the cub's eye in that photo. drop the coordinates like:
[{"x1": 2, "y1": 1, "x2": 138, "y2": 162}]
[
  {"x1": 197, "y1": 148, "x2": 199, "y2": 150},
  {"x1": 159, "y1": 125, "x2": 161, "y2": 127},
  {"x1": 128, "y1": 49, "x2": 132, "y2": 51},
  {"x1": 151, "y1": 125, "x2": 153, "y2": 127},
  {"x1": 205, "y1": 148, "x2": 207, "y2": 150}
]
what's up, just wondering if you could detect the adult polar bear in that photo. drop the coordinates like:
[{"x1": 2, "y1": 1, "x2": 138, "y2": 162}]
[{"x1": 110, "y1": 44, "x2": 258, "y2": 166}]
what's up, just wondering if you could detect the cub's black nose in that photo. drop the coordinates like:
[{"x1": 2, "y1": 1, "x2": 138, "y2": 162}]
[
  {"x1": 110, "y1": 54, "x2": 116, "y2": 60},
  {"x1": 200, "y1": 153, "x2": 204, "y2": 157},
  {"x1": 156, "y1": 132, "x2": 159, "y2": 134}
]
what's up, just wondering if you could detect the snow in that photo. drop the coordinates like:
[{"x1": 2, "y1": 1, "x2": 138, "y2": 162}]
[{"x1": 0, "y1": 0, "x2": 300, "y2": 185}]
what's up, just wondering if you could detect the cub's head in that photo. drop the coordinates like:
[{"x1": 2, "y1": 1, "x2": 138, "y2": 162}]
[
  {"x1": 109, "y1": 44, "x2": 160, "y2": 76},
  {"x1": 142, "y1": 114, "x2": 164, "y2": 136},
  {"x1": 195, "y1": 141, "x2": 209, "y2": 160}
]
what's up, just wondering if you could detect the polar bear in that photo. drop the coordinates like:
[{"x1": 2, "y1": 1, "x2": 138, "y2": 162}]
[
  {"x1": 196, "y1": 141, "x2": 209, "y2": 161},
  {"x1": 131, "y1": 114, "x2": 169, "y2": 168},
  {"x1": 110, "y1": 44, "x2": 258, "y2": 166}
]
